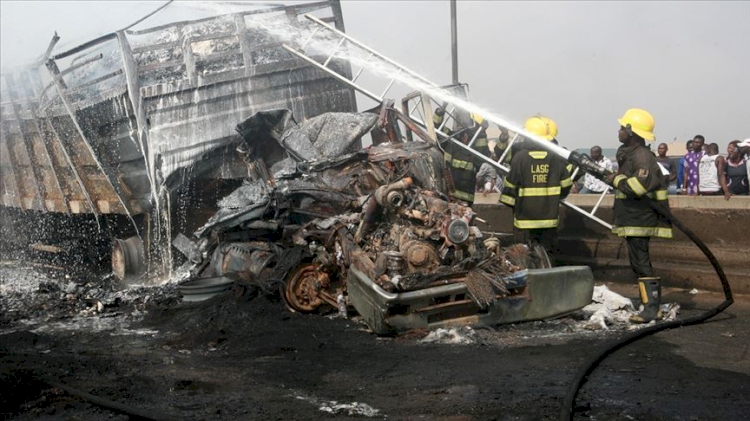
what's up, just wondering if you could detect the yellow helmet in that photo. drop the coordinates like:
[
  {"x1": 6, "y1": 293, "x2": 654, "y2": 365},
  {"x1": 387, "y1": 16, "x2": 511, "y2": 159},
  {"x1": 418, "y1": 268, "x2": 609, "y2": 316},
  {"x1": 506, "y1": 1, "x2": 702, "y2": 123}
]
[
  {"x1": 524, "y1": 116, "x2": 555, "y2": 141},
  {"x1": 540, "y1": 116, "x2": 558, "y2": 139},
  {"x1": 470, "y1": 112, "x2": 485, "y2": 125},
  {"x1": 618, "y1": 108, "x2": 655, "y2": 141}
]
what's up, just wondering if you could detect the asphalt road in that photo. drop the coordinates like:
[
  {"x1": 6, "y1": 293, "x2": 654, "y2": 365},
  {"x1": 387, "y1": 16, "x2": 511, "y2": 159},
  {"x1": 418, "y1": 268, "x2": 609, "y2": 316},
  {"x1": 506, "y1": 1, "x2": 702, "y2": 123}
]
[{"x1": 1, "y1": 276, "x2": 748, "y2": 421}]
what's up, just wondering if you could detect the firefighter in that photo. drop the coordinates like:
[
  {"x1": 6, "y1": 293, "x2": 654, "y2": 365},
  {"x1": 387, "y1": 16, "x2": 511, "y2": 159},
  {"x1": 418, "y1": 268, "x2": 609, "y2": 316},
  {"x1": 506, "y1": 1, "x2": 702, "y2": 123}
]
[
  {"x1": 604, "y1": 108, "x2": 672, "y2": 323},
  {"x1": 499, "y1": 116, "x2": 572, "y2": 257},
  {"x1": 434, "y1": 108, "x2": 491, "y2": 205}
]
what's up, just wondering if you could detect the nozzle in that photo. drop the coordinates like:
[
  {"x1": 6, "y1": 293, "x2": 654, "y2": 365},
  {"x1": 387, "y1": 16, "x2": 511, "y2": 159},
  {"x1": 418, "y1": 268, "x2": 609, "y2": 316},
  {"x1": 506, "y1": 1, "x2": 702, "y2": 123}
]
[{"x1": 568, "y1": 151, "x2": 614, "y2": 180}]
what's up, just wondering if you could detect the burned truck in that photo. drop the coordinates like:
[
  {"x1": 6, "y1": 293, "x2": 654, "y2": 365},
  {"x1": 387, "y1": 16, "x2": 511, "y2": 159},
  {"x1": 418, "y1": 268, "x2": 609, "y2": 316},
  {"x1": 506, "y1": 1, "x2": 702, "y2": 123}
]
[
  {"x1": 2, "y1": 2, "x2": 594, "y2": 335},
  {"x1": 0, "y1": 1, "x2": 356, "y2": 277},
  {"x1": 178, "y1": 103, "x2": 594, "y2": 335}
]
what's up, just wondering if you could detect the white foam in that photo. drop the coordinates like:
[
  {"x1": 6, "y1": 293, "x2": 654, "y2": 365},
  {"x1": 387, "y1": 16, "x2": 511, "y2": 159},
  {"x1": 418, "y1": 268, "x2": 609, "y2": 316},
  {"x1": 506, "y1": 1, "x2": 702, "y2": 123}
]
[{"x1": 420, "y1": 326, "x2": 476, "y2": 345}]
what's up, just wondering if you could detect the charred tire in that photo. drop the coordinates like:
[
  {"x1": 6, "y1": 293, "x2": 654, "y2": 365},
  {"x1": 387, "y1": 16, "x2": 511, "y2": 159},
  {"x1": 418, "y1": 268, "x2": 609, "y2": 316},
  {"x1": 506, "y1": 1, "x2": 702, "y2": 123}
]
[
  {"x1": 283, "y1": 264, "x2": 329, "y2": 313},
  {"x1": 112, "y1": 237, "x2": 146, "y2": 281}
]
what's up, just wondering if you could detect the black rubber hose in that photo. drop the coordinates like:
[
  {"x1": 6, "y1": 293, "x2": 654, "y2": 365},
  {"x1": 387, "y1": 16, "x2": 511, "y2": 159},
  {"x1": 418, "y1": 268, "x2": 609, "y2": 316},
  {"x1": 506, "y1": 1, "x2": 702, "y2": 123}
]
[
  {"x1": 559, "y1": 199, "x2": 734, "y2": 421},
  {"x1": 44, "y1": 379, "x2": 182, "y2": 421}
]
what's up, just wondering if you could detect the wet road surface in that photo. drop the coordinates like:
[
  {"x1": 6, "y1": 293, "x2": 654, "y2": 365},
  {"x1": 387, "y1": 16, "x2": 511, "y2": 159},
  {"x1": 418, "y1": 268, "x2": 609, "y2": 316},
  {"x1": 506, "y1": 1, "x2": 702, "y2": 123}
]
[{"x1": 1, "y1": 263, "x2": 749, "y2": 420}]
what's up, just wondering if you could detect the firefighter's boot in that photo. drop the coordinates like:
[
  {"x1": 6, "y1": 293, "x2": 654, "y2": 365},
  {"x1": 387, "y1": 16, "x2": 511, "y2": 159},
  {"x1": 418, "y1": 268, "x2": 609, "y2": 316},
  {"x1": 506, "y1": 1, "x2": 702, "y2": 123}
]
[{"x1": 629, "y1": 277, "x2": 663, "y2": 324}]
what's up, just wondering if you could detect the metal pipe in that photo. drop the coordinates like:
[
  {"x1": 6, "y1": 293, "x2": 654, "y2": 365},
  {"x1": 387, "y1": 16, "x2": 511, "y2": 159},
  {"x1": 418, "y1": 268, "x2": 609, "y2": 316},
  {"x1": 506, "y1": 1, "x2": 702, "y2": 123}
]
[
  {"x1": 51, "y1": 33, "x2": 118, "y2": 60},
  {"x1": 322, "y1": 37, "x2": 347, "y2": 67},
  {"x1": 120, "y1": 0, "x2": 173, "y2": 31},
  {"x1": 591, "y1": 189, "x2": 607, "y2": 215},
  {"x1": 116, "y1": 31, "x2": 154, "y2": 197},
  {"x1": 351, "y1": 53, "x2": 372, "y2": 83},
  {"x1": 451, "y1": 0, "x2": 458, "y2": 84},
  {"x1": 57, "y1": 53, "x2": 103, "y2": 78},
  {"x1": 303, "y1": 14, "x2": 439, "y2": 88},
  {"x1": 283, "y1": 44, "x2": 383, "y2": 102}
]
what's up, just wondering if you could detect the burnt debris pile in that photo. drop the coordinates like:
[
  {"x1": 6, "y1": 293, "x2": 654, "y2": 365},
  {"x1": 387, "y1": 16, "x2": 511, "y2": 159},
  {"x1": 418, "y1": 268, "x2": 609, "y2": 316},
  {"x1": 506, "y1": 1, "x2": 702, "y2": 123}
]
[{"x1": 175, "y1": 109, "x2": 561, "y2": 335}]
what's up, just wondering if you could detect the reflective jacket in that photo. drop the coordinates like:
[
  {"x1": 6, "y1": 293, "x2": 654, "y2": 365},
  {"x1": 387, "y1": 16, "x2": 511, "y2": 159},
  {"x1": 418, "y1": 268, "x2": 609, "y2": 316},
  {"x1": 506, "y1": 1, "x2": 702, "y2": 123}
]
[
  {"x1": 612, "y1": 143, "x2": 673, "y2": 238},
  {"x1": 499, "y1": 147, "x2": 572, "y2": 229},
  {"x1": 434, "y1": 113, "x2": 490, "y2": 203}
]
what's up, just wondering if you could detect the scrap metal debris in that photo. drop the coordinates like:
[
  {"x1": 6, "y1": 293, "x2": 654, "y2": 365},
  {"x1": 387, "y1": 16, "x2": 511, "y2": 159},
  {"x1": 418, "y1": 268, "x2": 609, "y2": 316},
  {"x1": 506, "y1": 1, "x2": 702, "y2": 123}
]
[{"x1": 173, "y1": 106, "x2": 594, "y2": 335}]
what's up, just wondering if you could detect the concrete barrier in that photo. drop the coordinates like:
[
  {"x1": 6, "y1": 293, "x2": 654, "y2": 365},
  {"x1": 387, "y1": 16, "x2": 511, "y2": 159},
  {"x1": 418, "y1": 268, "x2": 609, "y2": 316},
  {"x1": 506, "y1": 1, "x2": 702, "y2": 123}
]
[{"x1": 473, "y1": 194, "x2": 750, "y2": 294}]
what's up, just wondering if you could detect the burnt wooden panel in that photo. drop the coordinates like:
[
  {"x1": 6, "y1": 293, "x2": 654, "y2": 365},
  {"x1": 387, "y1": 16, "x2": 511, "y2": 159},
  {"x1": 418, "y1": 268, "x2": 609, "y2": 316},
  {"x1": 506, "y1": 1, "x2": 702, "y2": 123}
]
[{"x1": 0, "y1": 0, "x2": 355, "y2": 217}]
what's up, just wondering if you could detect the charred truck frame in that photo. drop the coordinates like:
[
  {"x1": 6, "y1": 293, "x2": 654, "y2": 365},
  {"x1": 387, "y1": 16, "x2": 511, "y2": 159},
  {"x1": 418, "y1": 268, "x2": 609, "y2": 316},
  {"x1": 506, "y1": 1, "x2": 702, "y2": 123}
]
[{"x1": 0, "y1": 1, "x2": 356, "y2": 278}]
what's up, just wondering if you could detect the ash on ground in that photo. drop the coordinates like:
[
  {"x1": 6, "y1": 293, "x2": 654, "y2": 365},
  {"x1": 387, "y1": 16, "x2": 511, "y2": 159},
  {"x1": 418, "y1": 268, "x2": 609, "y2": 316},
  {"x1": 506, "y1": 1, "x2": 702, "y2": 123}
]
[
  {"x1": 1, "y1": 261, "x2": 675, "y2": 345},
  {"x1": 0, "y1": 262, "x2": 182, "y2": 336}
]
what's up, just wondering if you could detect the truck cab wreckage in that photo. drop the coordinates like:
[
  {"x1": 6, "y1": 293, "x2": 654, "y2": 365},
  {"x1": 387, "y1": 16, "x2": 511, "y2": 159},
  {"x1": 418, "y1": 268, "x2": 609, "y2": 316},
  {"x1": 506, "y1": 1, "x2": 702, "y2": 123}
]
[
  {"x1": 175, "y1": 12, "x2": 604, "y2": 334},
  {"x1": 185, "y1": 106, "x2": 595, "y2": 334},
  {"x1": 1, "y1": 2, "x2": 604, "y2": 335}
]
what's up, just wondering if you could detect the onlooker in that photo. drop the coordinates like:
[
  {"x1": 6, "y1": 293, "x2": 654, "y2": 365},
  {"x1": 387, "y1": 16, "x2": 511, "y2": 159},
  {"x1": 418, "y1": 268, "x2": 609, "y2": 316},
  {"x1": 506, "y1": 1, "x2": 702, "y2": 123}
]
[
  {"x1": 682, "y1": 135, "x2": 705, "y2": 195},
  {"x1": 698, "y1": 143, "x2": 729, "y2": 197},
  {"x1": 579, "y1": 145, "x2": 613, "y2": 194},
  {"x1": 676, "y1": 139, "x2": 693, "y2": 192},
  {"x1": 655, "y1": 142, "x2": 677, "y2": 194},
  {"x1": 475, "y1": 159, "x2": 497, "y2": 197},
  {"x1": 723, "y1": 140, "x2": 749, "y2": 197},
  {"x1": 740, "y1": 139, "x2": 750, "y2": 184}
]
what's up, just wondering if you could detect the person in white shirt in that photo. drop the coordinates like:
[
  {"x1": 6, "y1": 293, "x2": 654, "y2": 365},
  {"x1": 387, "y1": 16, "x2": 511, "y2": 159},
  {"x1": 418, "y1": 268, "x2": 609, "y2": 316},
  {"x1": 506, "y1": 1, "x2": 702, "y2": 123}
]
[
  {"x1": 739, "y1": 139, "x2": 750, "y2": 183},
  {"x1": 579, "y1": 146, "x2": 613, "y2": 194},
  {"x1": 698, "y1": 143, "x2": 729, "y2": 197}
]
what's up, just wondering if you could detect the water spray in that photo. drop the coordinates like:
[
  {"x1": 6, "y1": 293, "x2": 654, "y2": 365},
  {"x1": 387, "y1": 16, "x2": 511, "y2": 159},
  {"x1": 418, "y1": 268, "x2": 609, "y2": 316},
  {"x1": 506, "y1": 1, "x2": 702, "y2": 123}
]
[
  {"x1": 255, "y1": 12, "x2": 735, "y2": 420},
  {"x1": 258, "y1": 14, "x2": 584, "y2": 168}
]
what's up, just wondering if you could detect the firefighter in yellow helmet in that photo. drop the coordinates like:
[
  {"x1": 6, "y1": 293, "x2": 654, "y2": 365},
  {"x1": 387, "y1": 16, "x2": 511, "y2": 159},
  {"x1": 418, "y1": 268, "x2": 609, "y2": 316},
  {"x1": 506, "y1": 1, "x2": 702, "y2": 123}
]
[
  {"x1": 434, "y1": 108, "x2": 491, "y2": 205},
  {"x1": 604, "y1": 108, "x2": 672, "y2": 323},
  {"x1": 499, "y1": 116, "x2": 572, "y2": 257}
]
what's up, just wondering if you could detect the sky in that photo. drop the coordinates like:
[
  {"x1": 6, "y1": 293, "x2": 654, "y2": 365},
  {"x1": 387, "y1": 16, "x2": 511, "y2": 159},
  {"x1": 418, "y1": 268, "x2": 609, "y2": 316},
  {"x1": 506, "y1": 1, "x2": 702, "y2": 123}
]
[{"x1": 1, "y1": 0, "x2": 748, "y2": 151}]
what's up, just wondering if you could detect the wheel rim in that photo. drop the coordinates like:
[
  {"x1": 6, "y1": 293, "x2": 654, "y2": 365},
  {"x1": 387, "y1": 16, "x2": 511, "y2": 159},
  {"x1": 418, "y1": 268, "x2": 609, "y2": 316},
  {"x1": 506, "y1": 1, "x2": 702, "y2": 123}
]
[{"x1": 283, "y1": 264, "x2": 328, "y2": 312}]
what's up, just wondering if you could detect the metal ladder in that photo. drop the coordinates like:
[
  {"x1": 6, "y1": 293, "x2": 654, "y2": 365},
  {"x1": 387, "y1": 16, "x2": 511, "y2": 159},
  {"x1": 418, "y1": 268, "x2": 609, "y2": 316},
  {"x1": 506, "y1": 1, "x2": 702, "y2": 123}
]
[{"x1": 282, "y1": 14, "x2": 613, "y2": 230}]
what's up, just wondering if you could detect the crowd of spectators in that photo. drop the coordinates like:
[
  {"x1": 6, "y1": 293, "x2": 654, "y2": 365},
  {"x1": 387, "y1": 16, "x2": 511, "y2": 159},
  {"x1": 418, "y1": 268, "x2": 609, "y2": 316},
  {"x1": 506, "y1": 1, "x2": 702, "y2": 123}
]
[
  {"x1": 679, "y1": 135, "x2": 749, "y2": 199},
  {"x1": 572, "y1": 135, "x2": 749, "y2": 199}
]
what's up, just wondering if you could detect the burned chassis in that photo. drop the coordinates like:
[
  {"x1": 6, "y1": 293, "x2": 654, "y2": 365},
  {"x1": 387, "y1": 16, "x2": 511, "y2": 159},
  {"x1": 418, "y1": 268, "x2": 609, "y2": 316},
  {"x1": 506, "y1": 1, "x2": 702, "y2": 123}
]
[{"x1": 187, "y1": 104, "x2": 594, "y2": 335}]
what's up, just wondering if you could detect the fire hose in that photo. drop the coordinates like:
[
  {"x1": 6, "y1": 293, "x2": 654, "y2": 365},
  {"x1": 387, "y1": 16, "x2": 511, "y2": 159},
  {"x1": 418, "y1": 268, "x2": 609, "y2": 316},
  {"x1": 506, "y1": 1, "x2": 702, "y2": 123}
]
[{"x1": 558, "y1": 152, "x2": 734, "y2": 421}]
